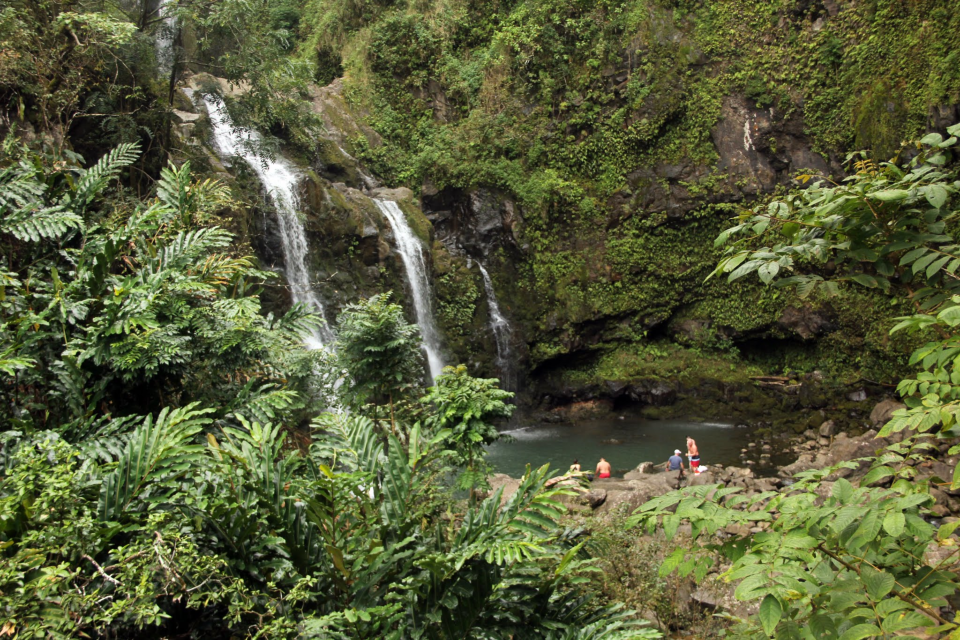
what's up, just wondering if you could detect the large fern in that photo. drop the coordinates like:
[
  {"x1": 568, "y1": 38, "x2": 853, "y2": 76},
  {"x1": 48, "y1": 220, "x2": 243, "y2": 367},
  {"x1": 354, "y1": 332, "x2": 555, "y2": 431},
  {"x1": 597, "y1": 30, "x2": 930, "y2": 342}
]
[
  {"x1": 98, "y1": 403, "x2": 211, "y2": 521},
  {"x1": 70, "y1": 142, "x2": 140, "y2": 211}
]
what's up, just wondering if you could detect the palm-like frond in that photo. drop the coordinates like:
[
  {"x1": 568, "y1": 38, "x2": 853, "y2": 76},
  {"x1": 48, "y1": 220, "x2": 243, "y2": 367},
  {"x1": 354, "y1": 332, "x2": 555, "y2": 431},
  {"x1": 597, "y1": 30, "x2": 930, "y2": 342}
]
[
  {"x1": 148, "y1": 227, "x2": 233, "y2": 274},
  {"x1": 157, "y1": 161, "x2": 230, "y2": 223},
  {"x1": 224, "y1": 382, "x2": 299, "y2": 425},
  {"x1": 72, "y1": 414, "x2": 140, "y2": 463},
  {"x1": 98, "y1": 403, "x2": 211, "y2": 521},
  {"x1": 311, "y1": 413, "x2": 383, "y2": 474}
]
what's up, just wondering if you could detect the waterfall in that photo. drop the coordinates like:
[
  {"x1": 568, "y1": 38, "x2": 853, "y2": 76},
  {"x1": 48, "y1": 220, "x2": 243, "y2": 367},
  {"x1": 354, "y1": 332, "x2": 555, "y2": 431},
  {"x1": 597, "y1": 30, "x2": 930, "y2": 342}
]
[
  {"x1": 373, "y1": 200, "x2": 445, "y2": 381},
  {"x1": 155, "y1": 0, "x2": 177, "y2": 75},
  {"x1": 201, "y1": 94, "x2": 335, "y2": 349},
  {"x1": 478, "y1": 263, "x2": 514, "y2": 389}
]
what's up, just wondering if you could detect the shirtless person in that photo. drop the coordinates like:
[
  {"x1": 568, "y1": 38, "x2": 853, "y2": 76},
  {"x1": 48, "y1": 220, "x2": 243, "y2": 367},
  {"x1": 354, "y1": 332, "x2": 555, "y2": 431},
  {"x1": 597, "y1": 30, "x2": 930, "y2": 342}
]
[
  {"x1": 595, "y1": 457, "x2": 612, "y2": 479},
  {"x1": 686, "y1": 437, "x2": 700, "y2": 474}
]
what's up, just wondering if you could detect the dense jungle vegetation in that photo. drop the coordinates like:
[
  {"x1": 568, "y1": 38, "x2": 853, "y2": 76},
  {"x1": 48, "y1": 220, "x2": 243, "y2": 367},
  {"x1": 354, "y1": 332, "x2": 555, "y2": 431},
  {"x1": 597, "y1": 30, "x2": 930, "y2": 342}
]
[{"x1": 3, "y1": 0, "x2": 960, "y2": 637}]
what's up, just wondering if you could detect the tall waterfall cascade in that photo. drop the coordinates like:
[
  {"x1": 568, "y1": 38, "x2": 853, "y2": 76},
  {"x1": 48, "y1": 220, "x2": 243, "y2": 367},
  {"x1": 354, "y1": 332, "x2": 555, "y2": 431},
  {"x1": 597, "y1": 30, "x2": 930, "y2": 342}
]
[
  {"x1": 373, "y1": 200, "x2": 445, "y2": 381},
  {"x1": 154, "y1": 0, "x2": 177, "y2": 74},
  {"x1": 478, "y1": 263, "x2": 514, "y2": 389},
  {"x1": 201, "y1": 94, "x2": 335, "y2": 349}
]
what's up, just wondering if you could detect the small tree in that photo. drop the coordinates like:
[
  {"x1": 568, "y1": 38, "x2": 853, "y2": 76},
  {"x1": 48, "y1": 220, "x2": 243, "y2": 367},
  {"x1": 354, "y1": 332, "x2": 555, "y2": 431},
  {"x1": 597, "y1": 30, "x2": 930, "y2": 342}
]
[
  {"x1": 422, "y1": 364, "x2": 514, "y2": 497},
  {"x1": 334, "y1": 292, "x2": 424, "y2": 431}
]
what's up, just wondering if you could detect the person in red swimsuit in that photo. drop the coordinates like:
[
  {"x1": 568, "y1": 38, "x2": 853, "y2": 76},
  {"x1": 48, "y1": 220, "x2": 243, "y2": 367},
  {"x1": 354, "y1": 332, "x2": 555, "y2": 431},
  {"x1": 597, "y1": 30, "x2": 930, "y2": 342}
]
[
  {"x1": 596, "y1": 457, "x2": 612, "y2": 479},
  {"x1": 686, "y1": 437, "x2": 700, "y2": 474}
]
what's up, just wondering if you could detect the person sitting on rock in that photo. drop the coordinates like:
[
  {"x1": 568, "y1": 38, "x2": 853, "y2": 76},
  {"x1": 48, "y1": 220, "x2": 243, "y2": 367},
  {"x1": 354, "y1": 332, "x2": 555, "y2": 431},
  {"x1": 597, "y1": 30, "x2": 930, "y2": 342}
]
[
  {"x1": 686, "y1": 437, "x2": 700, "y2": 474},
  {"x1": 595, "y1": 457, "x2": 612, "y2": 479},
  {"x1": 570, "y1": 459, "x2": 581, "y2": 472},
  {"x1": 666, "y1": 449, "x2": 685, "y2": 487}
]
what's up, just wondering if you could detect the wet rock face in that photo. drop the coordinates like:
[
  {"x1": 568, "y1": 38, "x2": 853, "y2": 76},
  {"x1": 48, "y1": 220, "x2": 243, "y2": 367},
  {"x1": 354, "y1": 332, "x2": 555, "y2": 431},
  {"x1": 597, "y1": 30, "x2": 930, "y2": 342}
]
[
  {"x1": 711, "y1": 95, "x2": 835, "y2": 197},
  {"x1": 778, "y1": 304, "x2": 836, "y2": 340},
  {"x1": 423, "y1": 186, "x2": 519, "y2": 258},
  {"x1": 618, "y1": 94, "x2": 838, "y2": 221}
]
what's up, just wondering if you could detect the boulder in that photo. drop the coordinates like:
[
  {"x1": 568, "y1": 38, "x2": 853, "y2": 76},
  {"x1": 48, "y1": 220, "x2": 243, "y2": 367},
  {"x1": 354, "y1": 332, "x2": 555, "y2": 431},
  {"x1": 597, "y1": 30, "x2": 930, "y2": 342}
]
[
  {"x1": 596, "y1": 474, "x2": 677, "y2": 515},
  {"x1": 870, "y1": 399, "x2": 905, "y2": 428},
  {"x1": 778, "y1": 305, "x2": 835, "y2": 339},
  {"x1": 581, "y1": 489, "x2": 608, "y2": 509},
  {"x1": 688, "y1": 471, "x2": 717, "y2": 486},
  {"x1": 847, "y1": 389, "x2": 868, "y2": 402},
  {"x1": 819, "y1": 420, "x2": 837, "y2": 437},
  {"x1": 488, "y1": 474, "x2": 521, "y2": 505},
  {"x1": 624, "y1": 461, "x2": 656, "y2": 479}
]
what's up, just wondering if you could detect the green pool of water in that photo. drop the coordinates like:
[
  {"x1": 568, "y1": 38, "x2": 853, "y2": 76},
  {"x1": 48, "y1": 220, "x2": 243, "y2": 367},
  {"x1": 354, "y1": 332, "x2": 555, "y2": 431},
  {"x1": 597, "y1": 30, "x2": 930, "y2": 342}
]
[{"x1": 486, "y1": 415, "x2": 757, "y2": 478}]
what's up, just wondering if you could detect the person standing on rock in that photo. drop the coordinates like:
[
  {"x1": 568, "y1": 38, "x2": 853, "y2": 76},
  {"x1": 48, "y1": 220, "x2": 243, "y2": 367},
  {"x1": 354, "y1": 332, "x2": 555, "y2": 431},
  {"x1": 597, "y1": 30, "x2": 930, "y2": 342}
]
[
  {"x1": 666, "y1": 449, "x2": 685, "y2": 487},
  {"x1": 595, "y1": 458, "x2": 612, "y2": 479},
  {"x1": 686, "y1": 437, "x2": 700, "y2": 474}
]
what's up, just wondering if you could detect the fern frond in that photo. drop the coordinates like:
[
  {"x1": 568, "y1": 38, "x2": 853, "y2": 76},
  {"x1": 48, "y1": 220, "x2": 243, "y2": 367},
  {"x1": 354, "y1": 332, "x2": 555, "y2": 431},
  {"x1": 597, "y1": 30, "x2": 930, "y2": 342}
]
[
  {"x1": 156, "y1": 161, "x2": 231, "y2": 224},
  {"x1": 2, "y1": 202, "x2": 83, "y2": 241},
  {"x1": 72, "y1": 142, "x2": 140, "y2": 209},
  {"x1": 147, "y1": 227, "x2": 233, "y2": 274},
  {"x1": 226, "y1": 383, "x2": 299, "y2": 424},
  {"x1": 0, "y1": 163, "x2": 46, "y2": 211}
]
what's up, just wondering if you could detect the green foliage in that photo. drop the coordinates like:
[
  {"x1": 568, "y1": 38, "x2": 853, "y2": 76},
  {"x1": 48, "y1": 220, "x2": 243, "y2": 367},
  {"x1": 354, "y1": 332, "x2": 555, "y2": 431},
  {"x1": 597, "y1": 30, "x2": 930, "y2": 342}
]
[
  {"x1": 188, "y1": 0, "x2": 323, "y2": 147},
  {"x1": 334, "y1": 291, "x2": 425, "y2": 411},
  {"x1": 0, "y1": 142, "x2": 324, "y2": 438},
  {"x1": 1, "y1": 374, "x2": 645, "y2": 638},
  {"x1": 628, "y1": 131, "x2": 960, "y2": 638},
  {"x1": 714, "y1": 127, "x2": 960, "y2": 442},
  {"x1": 629, "y1": 468, "x2": 958, "y2": 638},
  {"x1": 0, "y1": 0, "x2": 145, "y2": 144},
  {"x1": 423, "y1": 364, "x2": 514, "y2": 492}
]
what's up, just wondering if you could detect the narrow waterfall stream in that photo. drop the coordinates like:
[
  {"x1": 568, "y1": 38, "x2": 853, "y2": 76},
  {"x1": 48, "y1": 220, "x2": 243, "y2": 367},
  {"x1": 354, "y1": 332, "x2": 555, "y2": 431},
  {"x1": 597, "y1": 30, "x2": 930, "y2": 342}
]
[
  {"x1": 478, "y1": 263, "x2": 514, "y2": 389},
  {"x1": 373, "y1": 200, "x2": 445, "y2": 381},
  {"x1": 155, "y1": 0, "x2": 177, "y2": 75},
  {"x1": 201, "y1": 95, "x2": 335, "y2": 349}
]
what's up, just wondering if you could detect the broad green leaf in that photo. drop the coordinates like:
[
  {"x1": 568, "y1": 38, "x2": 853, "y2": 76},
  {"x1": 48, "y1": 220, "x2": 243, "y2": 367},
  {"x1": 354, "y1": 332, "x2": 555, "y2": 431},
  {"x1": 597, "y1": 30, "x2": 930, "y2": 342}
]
[
  {"x1": 759, "y1": 261, "x2": 780, "y2": 284},
  {"x1": 759, "y1": 593, "x2": 782, "y2": 636},
  {"x1": 838, "y1": 623, "x2": 882, "y2": 640},
  {"x1": 882, "y1": 510, "x2": 905, "y2": 537},
  {"x1": 923, "y1": 184, "x2": 949, "y2": 209},
  {"x1": 937, "y1": 306, "x2": 960, "y2": 327},
  {"x1": 862, "y1": 566, "x2": 895, "y2": 601},
  {"x1": 900, "y1": 247, "x2": 928, "y2": 266},
  {"x1": 870, "y1": 189, "x2": 910, "y2": 202},
  {"x1": 850, "y1": 273, "x2": 879, "y2": 288}
]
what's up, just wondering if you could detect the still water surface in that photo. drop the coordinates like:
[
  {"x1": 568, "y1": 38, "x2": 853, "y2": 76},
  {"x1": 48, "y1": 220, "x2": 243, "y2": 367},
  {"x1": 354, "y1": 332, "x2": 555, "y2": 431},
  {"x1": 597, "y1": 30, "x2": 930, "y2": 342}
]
[{"x1": 486, "y1": 416, "x2": 755, "y2": 478}]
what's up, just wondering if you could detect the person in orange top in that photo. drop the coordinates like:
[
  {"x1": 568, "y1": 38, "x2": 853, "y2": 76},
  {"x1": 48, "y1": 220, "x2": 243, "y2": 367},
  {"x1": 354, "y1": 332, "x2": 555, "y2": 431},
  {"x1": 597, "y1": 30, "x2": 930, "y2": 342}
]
[{"x1": 595, "y1": 457, "x2": 612, "y2": 479}]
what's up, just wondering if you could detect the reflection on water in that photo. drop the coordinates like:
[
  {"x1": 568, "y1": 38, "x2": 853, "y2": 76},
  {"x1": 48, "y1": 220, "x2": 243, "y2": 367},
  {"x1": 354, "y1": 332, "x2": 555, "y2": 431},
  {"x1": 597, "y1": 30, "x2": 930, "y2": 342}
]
[{"x1": 486, "y1": 415, "x2": 754, "y2": 478}]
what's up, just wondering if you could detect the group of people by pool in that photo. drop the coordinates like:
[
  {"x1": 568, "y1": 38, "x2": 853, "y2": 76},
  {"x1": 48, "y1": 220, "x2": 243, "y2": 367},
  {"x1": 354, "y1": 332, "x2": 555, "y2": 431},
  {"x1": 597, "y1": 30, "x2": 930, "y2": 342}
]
[{"x1": 569, "y1": 436, "x2": 702, "y2": 482}]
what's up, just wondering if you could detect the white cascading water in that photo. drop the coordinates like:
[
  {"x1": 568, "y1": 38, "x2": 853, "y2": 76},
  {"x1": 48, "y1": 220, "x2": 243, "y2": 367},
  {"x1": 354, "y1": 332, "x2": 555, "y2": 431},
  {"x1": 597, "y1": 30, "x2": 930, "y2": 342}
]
[
  {"x1": 373, "y1": 200, "x2": 445, "y2": 381},
  {"x1": 154, "y1": 0, "x2": 177, "y2": 75},
  {"x1": 478, "y1": 263, "x2": 514, "y2": 389},
  {"x1": 201, "y1": 94, "x2": 335, "y2": 349}
]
